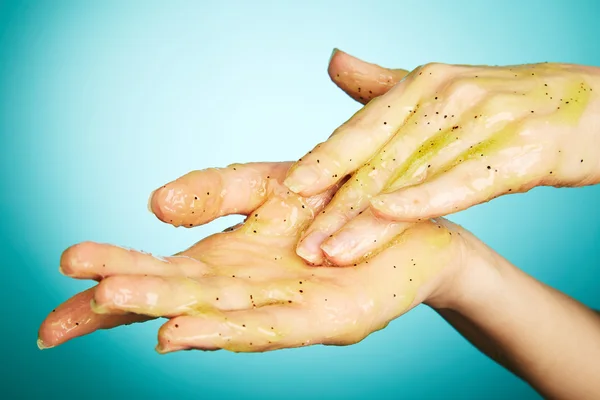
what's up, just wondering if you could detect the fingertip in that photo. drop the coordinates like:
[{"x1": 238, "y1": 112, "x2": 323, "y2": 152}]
[
  {"x1": 328, "y1": 47, "x2": 340, "y2": 65},
  {"x1": 37, "y1": 324, "x2": 58, "y2": 350},
  {"x1": 296, "y1": 231, "x2": 328, "y2": 266},
  {"x1": 58, "y1": 243, "x2": 78, "y2": 276},
  {"x1": 39, "y1": 287, "x2": 153, "y2": 349},
  {"x1": 154, "y1": 343, "x2": 172, "y2": 354},
  {"x1": 320, "y1": 238, "x2": 356, "y2": 267},
  {"x1": 147, "y1": 187, "x2": 157, "y2": 214},
  {"x1": 38, "y1": 288, "x2": 99, "y2": 348},
  {"x1": 156, "y1": 330, "x2": 175, "y2": 354},
  {"x1": 370, "y1": 195, "x2": 433, "y2": 223},
  {"x1": 89, "y1": 299, "x2": 110, "y2": 315},
  {"x1": 327, "y1": 47, "x2": 346, "y2": 79},
  {"x1": 59, "y1": 241, "x2": 97, "y2": 277},
  {"x1": 327, "y1": 48, "x2": 360, "y2": 77},
  {"x1": 370, "y1": 194, "x2": 407, "y2": 220},
  {"x1": 93, "y1": 281, "x2": 114, "y2": 311},
  {"x1": 327, "y1": 49, "x2": 406, "y2": 104},
  {"x1": 37, "y1": 337, "x2": 54, "y2": 350},
  {"x1": 150, "y1": 183, "x2": 193, "y2": 227},
  {"x1": 93, "y1": 276, "x2": 129, "y2": 313},
  {"x1": 283, "y1": 165, "x2": 327, "y2": 197},
  {"x1": 157, "y1": 317, "x2": 194, "y2": 354},
  {"x1": 148, "y1": 186, "x2": 163, "y2": 219}
]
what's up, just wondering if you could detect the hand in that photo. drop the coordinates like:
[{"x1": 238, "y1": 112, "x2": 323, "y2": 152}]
[
  {"x1": 284, "y1": 50, "x2": 600, "y2": 265},
  {"x1": 38, "y1": 161, "x2": 469, "y2": 353}
]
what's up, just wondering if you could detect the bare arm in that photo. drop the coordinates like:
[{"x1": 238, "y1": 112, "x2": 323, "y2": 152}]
[
  {"x1": 38, "y1": 161, "x2": 600, "y2": 399},
  {"x1": 431, "y1": 231, "x2": 600, "y2": 400}
]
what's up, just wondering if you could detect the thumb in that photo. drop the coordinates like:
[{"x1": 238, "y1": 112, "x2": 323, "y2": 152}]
[
  {"x1": 149, "y1": 162, "x2": 292, "y2": 228},
  {"x1": 327, "y1": 48, "x2": 408, "y2": 105}
]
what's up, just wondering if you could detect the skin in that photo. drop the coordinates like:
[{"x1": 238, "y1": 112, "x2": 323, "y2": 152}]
[
  {"x1": 284, "y1": 50, "x2": 600, "y2": 265},
  {"x1": 38, "y1": 162, "x2": 600, "y2": 399},
  {"x1": 38, "y1": 162, "x2": 463, "y2": 352}
]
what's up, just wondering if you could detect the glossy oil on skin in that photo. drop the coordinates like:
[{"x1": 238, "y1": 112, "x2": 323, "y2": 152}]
[{"x1": 2, "y1": 1, "x2": 600, "y2": 399}]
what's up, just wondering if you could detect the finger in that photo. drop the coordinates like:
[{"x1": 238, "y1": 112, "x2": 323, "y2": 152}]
[
  {"x1": 371, "y1": 150, "x2": 544, "y2": 221},
  {"x1": 92, "y1": 275, "x2": 299, "y2": 317},
  {"x1": 327, "y1": 48, "x2": 408, "y2": 105},
  {"x1": 157, "y1": 306, "x2": 319, "y2": 353},
  {"x1": 60, "y1": 241, "x2": 209, "y2": 280},
  {"x1": 37, "y1": 287, "x2": 151, "y2": 349},
  {"x1": 239, "y1": 177, "x2": 344, "y2": 239},
  {"x1": 335, "y1": 80, "x2": 524, "y2": 213},
  {"x1": 294, "y1": 77, "x2": 524, "y2": 262},
  {"x1": 320, "y1": 209, "x2": 413, "y2": 266},
  {"x1": 284, "y1": 64, "x2": 449, "y2": 197},
  {"x1": 150, "y1": 162, "x2": 292, "y2": 228},
  {"x1": 294, "y1": 134, "x2": 412, "y2": 264},
  {"x1": 292, "y1": 99, "x2": 448, "y2": 264},
  {"x1": 384, "y1": 92, "x2": 540, "y2": 193}
]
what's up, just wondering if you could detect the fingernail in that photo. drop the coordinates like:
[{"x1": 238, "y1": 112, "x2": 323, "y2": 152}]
[
  {"x1": 370, "y1": 195, "x2": 395, "y2": 215},
  {"x1": 58, "y1": 265, "x2": 66, "y2": 276},
  {"x1": 147, "y1": 189, "x2": 157, "y2": 213},
  {"x1": 284, "y1": 165, "x2": 321, "y2": 194},
  {"x1": 320, "y1": 237, "x2": 342, "y2": 259},
  {"x1": 321, "y1": 231, "x2": 357, "y2": 261},
  {"x1": 155, "y1": 343, "x2": 169, "y2": 354},
  {"x1": 148, "y1": 185, "x2": 171, "y2": 222},
  {"x1": 37, "y1": 337, "x2": 54, "y2": 350},
  {"x1": 296, "y1": 231, "x2": 329, "y2": 265},
  {"x1": 371, "y1": 195, "x2": 414, "y2": 221},
  {"x1": 90, "y1": 299, "x2": 109, "y2": 314},
  {"x1": 329, "y1": 48, "x2": 339, "y2": 64}
]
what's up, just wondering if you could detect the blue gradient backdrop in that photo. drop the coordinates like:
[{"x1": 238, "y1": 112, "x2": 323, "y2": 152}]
[{"x1": 2, "y1": 1, "x2": 599, "y2": 398}]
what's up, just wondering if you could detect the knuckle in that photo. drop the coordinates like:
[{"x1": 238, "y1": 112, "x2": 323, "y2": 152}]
[
  {"x1": 445, "y1": 77, "x2": 480, "y2": 97},
  {"x1": 418, "y1": 62, "x2": 452, "y2": 79}
]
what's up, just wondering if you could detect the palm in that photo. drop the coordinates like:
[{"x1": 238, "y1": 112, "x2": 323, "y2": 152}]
[{"x1": 39, "y1": 162, "x2": 462, "y2": 353}]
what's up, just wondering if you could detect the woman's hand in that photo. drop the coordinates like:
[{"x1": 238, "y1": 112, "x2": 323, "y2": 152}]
[
  {"x1": 38, "y1": 161, "x2": 470, "y2": 353},
  {"x1": 38, "y1": 161, "x2": 600, "y2": 400},
  {"x1": 284, "y1": 50, "x2": 600, "y2": 265}
]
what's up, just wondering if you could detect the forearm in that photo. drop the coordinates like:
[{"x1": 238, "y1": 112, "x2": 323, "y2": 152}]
[{"x1": 434, "y1": 236, "x2": 600, "y2": 399}]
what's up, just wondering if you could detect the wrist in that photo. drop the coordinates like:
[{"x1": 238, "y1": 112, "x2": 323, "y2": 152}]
[{"x1": 423, "y1": 227, "x2": 505, "y2": 313}]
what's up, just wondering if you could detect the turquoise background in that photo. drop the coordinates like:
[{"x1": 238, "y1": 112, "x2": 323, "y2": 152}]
[{"x1": 2, "y1": 0, "x2": 599, "y2": 398}]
